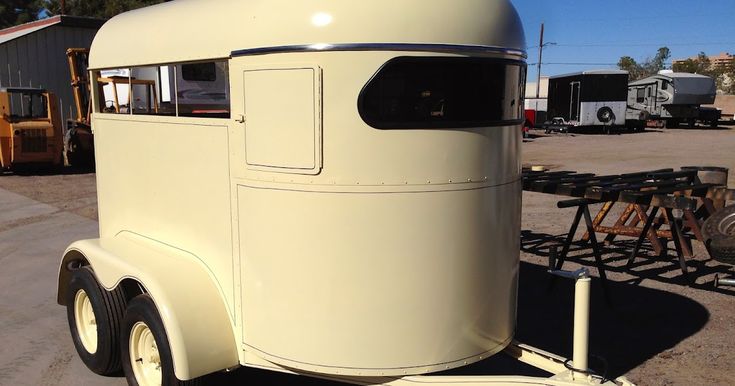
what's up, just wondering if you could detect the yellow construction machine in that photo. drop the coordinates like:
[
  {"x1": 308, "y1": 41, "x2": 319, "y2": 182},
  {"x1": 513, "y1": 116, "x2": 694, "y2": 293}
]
[{"x1": 0, "y1": 87, "x2": 64, "y2": 171}]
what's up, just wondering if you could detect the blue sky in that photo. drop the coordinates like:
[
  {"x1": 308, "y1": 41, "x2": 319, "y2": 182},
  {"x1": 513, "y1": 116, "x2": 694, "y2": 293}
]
[{"x1": 511, "y1": 0, "x2": 735, "y2": 80}]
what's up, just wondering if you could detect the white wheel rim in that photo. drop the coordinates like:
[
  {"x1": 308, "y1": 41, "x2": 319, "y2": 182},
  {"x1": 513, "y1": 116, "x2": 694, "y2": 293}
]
[
  {"x1": 73, "y1": 289, "x2": 98, "y2": 354},
  {"x1": 130, "y1": 321, "x2": 162, "y2": 386}
]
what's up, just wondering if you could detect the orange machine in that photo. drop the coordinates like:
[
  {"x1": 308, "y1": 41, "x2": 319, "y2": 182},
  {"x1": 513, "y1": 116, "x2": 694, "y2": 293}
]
[
  {"x1": 65, "y1": 48, "x2": 95, "y2": 167},
  {"x1": 0, "y1": 87, "x2": 64, "y2": 170}
]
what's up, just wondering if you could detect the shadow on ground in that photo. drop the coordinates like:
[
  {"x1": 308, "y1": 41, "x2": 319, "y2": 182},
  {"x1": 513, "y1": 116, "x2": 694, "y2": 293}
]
[
  {"x1": 197, "y1": 261, "x2": 709, "y2": 385},
  {"x1": 521, "y1": 229, "x2": 735, "y2": 296}
]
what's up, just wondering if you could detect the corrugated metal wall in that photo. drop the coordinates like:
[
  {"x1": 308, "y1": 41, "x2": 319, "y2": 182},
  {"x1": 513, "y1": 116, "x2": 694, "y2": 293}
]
[{"x1": 0, "y1": 25, "x2": 98, "y2": 127}]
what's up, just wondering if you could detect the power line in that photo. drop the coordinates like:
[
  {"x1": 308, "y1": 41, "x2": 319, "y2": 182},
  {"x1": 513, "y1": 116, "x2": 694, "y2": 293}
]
[
  {"x1": 529, "y1": 62, "x2": 674, "y2": 66},
  {"x1": 528, "y1": 42, "x2": 735, "y2": 49},
  {"x1": 558, "y1": 42, "x2": 735, "y2": 48}
]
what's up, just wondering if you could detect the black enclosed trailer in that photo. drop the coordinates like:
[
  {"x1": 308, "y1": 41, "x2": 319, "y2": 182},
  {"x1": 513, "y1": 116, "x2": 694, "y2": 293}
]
[{"x1": 546, "y1": 70, "x2": 629, "y2": 132}]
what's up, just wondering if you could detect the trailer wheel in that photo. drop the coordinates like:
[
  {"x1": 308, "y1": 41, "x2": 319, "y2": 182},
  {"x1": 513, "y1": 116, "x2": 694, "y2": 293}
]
[
  {"x1": 122, "y1": 295, "x2": 201, "y2": 386},
  {"x1": 66, "y1": 266, "x2": 127, "y2": 375},
  {"x1": 596, "y1": 107, "x2": 615, "y2": 124},
  {"x1": 703, "y1": 205, "x2": 735, "y2": 265}
]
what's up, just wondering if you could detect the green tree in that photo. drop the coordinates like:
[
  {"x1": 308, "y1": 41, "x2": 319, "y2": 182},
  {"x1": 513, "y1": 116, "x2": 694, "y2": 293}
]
[
  {"x1": 644, "y1": 47, "x2": 670, "y2": 74},
  {"x1": 617, "y1": 47, "x2": 671, "y2": 81},
  {"x1": 672, "y1": 58, "x2": 698, "y2": 73},
  {"x1": 617, "y1": 56, "x2": 642, "y2": 80},
  {"x1": 673, "y1": 52, "x2": 713, "y2": 74},
  {"x1": 672, "y1": 52, "x2": 729, "y2": 92},
  {"x1": 45, "y1": 0, "x2": 168, "y2": 19},
  {"x1": 0, "y1": 0, "x2": 45, "y2": 28},
  {"x1": 723, "y1": 57, "x2": 735, "y2": 94}
]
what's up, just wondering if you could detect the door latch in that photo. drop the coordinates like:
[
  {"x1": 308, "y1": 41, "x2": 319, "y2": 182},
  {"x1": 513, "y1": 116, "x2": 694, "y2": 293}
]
[{"x1": 235, "y1": 114, "x2": 245, "y2": 123}]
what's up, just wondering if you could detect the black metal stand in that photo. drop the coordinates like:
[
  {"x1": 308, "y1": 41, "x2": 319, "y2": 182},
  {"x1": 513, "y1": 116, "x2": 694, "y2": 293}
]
[{"x1": 550, "y1": 199, "x2": 611, "y2": 303}]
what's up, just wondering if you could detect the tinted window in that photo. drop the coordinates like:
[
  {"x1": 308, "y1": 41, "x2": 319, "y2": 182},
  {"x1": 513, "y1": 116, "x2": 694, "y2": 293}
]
[
  {"x1": 358, "y1": 57, "x2": 526, "y2": 129},
  {"x1": 176, "y1": 61, "x2": 230, "y2": 118},
  {"x1": 181, "y1": 62, "x2": 217, "y2": 82},
  {"x1": 636, "y1": 88, "x2": 645, "y2": 103}
]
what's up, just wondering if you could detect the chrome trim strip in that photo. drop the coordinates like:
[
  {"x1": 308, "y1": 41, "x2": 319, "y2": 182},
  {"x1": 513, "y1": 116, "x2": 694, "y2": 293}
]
[{"x1": 231, "y1": 43, "x2": 527, "y2": 58}]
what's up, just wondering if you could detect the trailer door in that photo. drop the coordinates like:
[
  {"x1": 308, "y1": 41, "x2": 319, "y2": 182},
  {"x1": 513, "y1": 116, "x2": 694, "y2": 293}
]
[
  {"x1": 569, "y1": 81, "x2": 580, "y2": 121},
  {"x1": 647, "y1": 83, "x2": 658, "y2": 111}
]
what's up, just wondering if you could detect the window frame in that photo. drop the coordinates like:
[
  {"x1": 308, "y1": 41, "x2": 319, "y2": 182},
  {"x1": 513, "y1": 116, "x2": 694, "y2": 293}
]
[
  {"x1": 8, "y1": 91, "x2": 48, "y2": 120},
  {"x1": 93, "y1": 59, "x2": 230, "y2": 119},
  {"x1": 357, "y1": 56, "x2": 527, "y2": 130}
]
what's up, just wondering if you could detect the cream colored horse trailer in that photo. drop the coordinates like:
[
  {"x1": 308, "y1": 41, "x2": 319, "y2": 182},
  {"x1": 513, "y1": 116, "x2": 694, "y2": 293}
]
[{"x1": 57, "y1": 1, "x2": 632, "y2": 385}]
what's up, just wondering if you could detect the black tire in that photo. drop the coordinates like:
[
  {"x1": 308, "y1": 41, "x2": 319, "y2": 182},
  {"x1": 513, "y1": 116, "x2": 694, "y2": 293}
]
[
  {"x1": 66, "y1": 266, "x2": 127, "y2": 375},
  {"x1": 596, "y1": 106, "x2": 615, "y2": 124},
  {"x1": 702, "y1": 205, "x2": 735, "y2": 265},
  {"x1": 710, "y1": 238, "x2": 735, "y2": 265},
  {"x1": 665, "y1": 119, "x2": 679, "y2": 128},
  {"x1": 122, "y1": 295, "x2": 201, "y2": 386}
]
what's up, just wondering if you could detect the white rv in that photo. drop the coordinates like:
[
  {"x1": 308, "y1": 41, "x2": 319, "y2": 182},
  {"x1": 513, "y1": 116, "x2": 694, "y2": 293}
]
[{"x1": 627, "y1": 72, "x2": 717, "y2": 127}]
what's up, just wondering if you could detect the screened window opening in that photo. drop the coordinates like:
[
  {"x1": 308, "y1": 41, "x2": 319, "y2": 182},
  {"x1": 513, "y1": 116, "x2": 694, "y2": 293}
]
[
  {"x1": 176, "y1": 61, "x2": 230, "y2": 118},
  {"x1": 130, "y1": 65, "x2": 175, "y2": 116},
  {"x1": 358, "y1": 57, "x2": 526, "y2": 129},
  {"x1": 96, "y1": 60, "x2": 230, "y2": 118},
  {"x1": 97, "y1": 68, "x2": 131, "y2": 114}
]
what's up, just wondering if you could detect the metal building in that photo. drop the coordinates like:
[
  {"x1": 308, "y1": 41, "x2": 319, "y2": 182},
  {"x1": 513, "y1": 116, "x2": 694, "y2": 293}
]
[{"x1": 0, "y1": 15, "x2": 104, "y2": 125}]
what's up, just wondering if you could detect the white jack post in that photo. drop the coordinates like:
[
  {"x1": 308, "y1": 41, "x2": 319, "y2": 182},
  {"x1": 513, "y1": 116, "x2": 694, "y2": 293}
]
[{"x1": 548, "y1": 245, "x2": 593, "y2": 383}]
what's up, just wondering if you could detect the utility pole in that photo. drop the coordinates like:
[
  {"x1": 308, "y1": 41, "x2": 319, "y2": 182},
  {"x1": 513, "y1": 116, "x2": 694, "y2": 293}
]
[
  {"x1": 60, "y1": 0, "x2": 66, "y2": 15},
  {"x1": 535, "y1": 22, "x2": 544, "y2": 100}
]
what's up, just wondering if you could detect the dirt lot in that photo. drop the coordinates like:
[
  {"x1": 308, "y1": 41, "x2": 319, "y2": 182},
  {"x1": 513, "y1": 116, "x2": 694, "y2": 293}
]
[{"x1": 0, "y1": 127, "x2": 734, "y2": 385}]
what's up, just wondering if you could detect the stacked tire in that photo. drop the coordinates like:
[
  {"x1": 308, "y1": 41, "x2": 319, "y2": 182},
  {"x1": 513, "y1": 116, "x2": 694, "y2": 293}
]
[{"x1": 702, "y1": 205, "x2": 735, "y2": 265}]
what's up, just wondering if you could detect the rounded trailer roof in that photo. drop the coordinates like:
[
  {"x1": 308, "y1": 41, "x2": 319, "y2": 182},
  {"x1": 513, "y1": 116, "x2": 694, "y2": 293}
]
[
  {"x1": 89, "y1": 0, "x2": 526, "y2": 69},
  {"x1": 628, "y1": 72, "x2": 713, "y2": 86}
]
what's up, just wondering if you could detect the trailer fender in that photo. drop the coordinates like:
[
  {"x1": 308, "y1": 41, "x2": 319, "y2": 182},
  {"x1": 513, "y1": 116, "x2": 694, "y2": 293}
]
[{"x1": 57, "y1": 232, "x2": 239, "y2": 380}]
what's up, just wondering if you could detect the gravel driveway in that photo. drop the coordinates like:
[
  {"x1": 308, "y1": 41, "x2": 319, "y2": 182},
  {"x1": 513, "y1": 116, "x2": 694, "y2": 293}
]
[{"x1": 0, "y1": 127, "x2": 733, "y2": 385}]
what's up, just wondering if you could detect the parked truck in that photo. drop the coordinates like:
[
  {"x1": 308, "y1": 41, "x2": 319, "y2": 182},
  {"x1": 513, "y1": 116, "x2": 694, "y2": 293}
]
[
  {"x1": 626, "y1": 72, "x2": 719, "y2": 128},
  {"x1": 0, "y1": 87, "x2": 64, "y2": 171}
]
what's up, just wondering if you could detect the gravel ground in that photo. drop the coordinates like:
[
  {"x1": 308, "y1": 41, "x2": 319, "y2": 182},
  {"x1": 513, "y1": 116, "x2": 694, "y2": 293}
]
[
  {"x1": 0, "y1": 127, "x2": 733, "y2": 385},
  {"x1": 518, "y1": 127, "x2": 735, "y2": 386}
]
